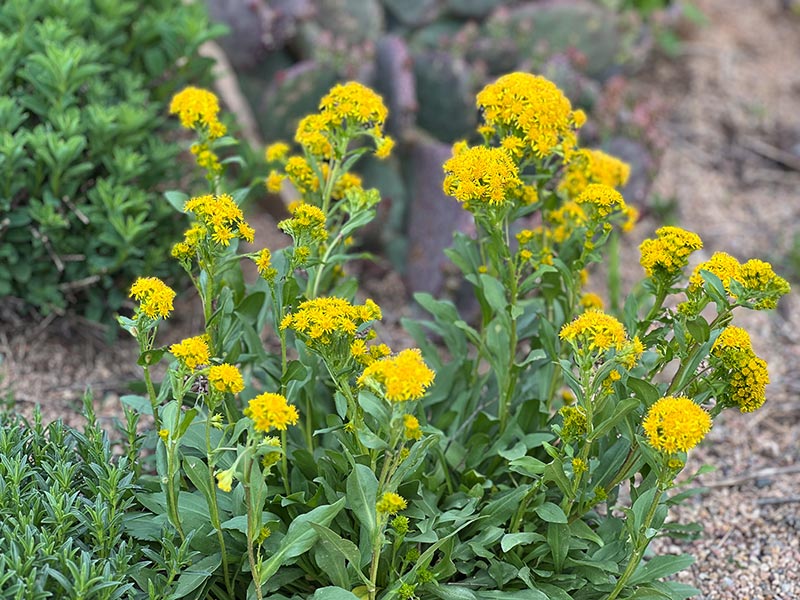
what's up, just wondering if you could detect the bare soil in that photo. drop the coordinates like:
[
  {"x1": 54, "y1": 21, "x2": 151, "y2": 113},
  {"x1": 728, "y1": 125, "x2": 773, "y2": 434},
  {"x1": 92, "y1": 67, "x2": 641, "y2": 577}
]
[{"x1": 1, "y1": 1, "x2": 799, "y2": 597}]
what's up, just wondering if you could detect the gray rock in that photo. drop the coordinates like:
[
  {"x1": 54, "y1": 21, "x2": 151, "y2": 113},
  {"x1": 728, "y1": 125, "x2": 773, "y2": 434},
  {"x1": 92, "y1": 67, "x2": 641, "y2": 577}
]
[
  {"x1": 374, "y1": 35, "x2": 418, "y2": 138},
  {"x1": 382, "y1": 0, "x2": 444, "y2": 27},
  {"x1": 404, "y1": 132, "x2": 473, "y2": 296}
]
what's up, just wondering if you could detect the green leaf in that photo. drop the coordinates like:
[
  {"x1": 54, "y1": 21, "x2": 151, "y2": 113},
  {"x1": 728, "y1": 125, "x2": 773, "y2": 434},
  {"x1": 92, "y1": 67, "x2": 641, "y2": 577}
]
[
  {"x1": 547, "y1": 522, "x2": 569, "y2": 572},
  {"x1": 544, "y1": 459, "x2": 572, "y2": 496},
  {"x1": 629, "y1": 554, "x2": 695, "y2": 587},
  {"x1": 346, "y1": 464, "x2": 378, "y2": 539},
  {"x1": 686, "y1": 316, "x2": 710, "y2": 343},
  {"x1": 309, "y1": 523, "x2": 369, "y2": 580},
  {"x1": 120, "y1": 394, "x2": 152, "y2": 415},
  {"x1": 478, "y1": 274, "x2": 508, "y2": 313},
  {"x1": 258, "y1": 498, "x2": 346, "y2": 585},
  {"x1": 137, "y1": 347, "x2": 165, "y2": 366},
  {"x1": 428, "y1": 586, "x2": 478, "y2": 600},
  {"x1": 171, "y1": 552, "x2": 221, "y2": 598},
  {"x1": 509, "y1": 456, "x2": 546, "y2": 477},
  {"x1": 183, "y1": 455, "x2": 214, "y2": 505},
  {"x1": 501, "y1": 532, "x2": 543, "y2": 552},
  {"x1": 311, "y1": 588, "x2": 361, "y2": 600},
  {"x1": 164, "y1": 190, "x2": 189, "y2": 212},
  {"x1": 591, "y1": 397, "x2": 640, "y2": 440},
  {"x1": 534, "y1": 502, "x2": 568, "y2": 524}
]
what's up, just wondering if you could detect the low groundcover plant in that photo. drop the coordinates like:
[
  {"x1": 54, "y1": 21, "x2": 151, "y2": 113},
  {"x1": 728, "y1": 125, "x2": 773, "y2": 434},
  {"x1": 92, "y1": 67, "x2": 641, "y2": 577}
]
[{"x1": 113, "y1": 74, "x2": 789, "y2": 600}]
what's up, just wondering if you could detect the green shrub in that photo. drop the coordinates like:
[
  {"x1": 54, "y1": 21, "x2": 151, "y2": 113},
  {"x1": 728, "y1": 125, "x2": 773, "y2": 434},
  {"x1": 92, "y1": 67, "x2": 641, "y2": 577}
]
[{"x1": 0, "y1": 0, "x2": 220, "y2": 322}]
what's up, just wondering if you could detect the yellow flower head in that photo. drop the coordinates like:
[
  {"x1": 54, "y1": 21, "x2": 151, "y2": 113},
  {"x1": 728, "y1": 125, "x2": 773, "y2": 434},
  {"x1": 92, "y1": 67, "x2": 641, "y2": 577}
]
[
  {"x1": 476, "y1": 72, "x2": 581, "y2": 160},
  {"x1": 295, "y1": 113, "x2": 334, "y2": 158},
  {"x1": 688, "y1": 251, "x2": 741, "y2": 293},
  {"x1": 574, "y1": 183, "x2": 626, "y2": 220},
  {"x1": 572, "y1": 457, "x2": 588, "y2": 475},
  {"x1": 712, "y1": 326, "x2": 753, "y2": 357},
  {"x1": 265, "y1": 141, "x2": 290, "y2": 163},
  {"x1": 443, "y1": 145, "x2": 522, "y2": 208},
  {"x1": 170, "y1": 335, "x2": 211, "y2": 370},
  {"x1": 643, "y1": 396, "x2": 711, "y2": 454},
  {"x1": 208, "y1": 363, "x2": 245, "y2": 394},
  {"x1": 376, "y1": 491, "x2": 407, "y2": 515},
  {"x1": 253, "y1": 248, "x2": 277, "y2": 281},
  {"x1": 560, "y1": 148, "x2": 631, "y2": 198},
  {"x1": 375, "y1": 135, "x2": 394, "y2": 159},
  {"x1": 332, "y1": 172, "x2": 363, "y2": 200},
  {"x1": 403, "y1": 414, "x2": 422, "y2": 441},
  {"x1": 244, "y1": 392, "x2": 299, "y2": 433},
  {"x1": 284, "y1": 156, "x2": 320, "y2": 195},
  {"x1": 357, "y1": 349, "x2": 435, "y2": 403},
  {"x1": 266, "y1": 170, "x2": 286, "y2": 193},
  {"x1": 737, "y1": 259, "x2": 790, "y2": 310},
  {"x1": 559, "y1": 310, "x2": 628, "y2": 354},
  {"x1": 169, "y1": 86, "x2": 226, "y2": 139},
  {"x1": 580, "y1": 292, "x2": 604, "y2": 311},
  {"x1": 215, "y1": 467, "x2": 234, "y2": 492},
  {"x1": 727, "y1": 354, "x2": 769, "y2": 413},
  {"x1": 639, "y1": 226, "x2": 703, "y2": 278},
  {"x1": 158, "y1": 428, "x2": 169, "y2": 442},
  {"x1": 559, "y1": 405, "x2": 588, "y2": 442},
  {"x1": 282, "y1": 297, "x2": 380, "y2": 347},
  {"x1": 183, "y1": 194, "x2": 252, "y2": 247},
  {"x1": 320, "y1": 81, "x2": 388, "y2": 127},
  {"x1": 278, "y1": 202, "x2": 328, "y2": 243},
  {"x1": 129, "y1": 277, "x2": 176, "y2": 320}
]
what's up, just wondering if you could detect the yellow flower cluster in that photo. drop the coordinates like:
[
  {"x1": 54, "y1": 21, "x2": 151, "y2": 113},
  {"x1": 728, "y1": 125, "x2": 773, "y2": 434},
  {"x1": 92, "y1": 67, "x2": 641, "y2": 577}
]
[
  {"x1": 129, "y1": 277, "x2": 176, "y2": 319},
  {"x1": 278, "y1": 202, "x2": 328, "y2": 243},
  {"x1": 244, "y1": 392, "x2": 300, "y2": 433},
  {"x1": 208, "y1": 363, "x2": 245, "y2": 394},
  {"x1": 688, "y1": 251, "x2": 740, "y2": 293},
  {"x1": 357, "y1": 349, "x2": 435, "y2": 403},
  {"x1": 265, "y1": 141, "x2": 290, "y2": 163},
  {"x1": 170, "y1": 335, "x2": 211, "y2": 370},
  {"x1": 737, "y1": 259, "x2": 790, "y2": 310},
  {"x1": 639, "y1": 226, "x2": 703, "y2": 278},
  {"x1": 643, "y1": 396, "x2": 711, "y2": 454},
  {"x1": 281, "y1": 297, "x2": 382, "y2": 345},
  {"x1": 183, "y1": 194, "x2": 254, "y2": 247},
  {"x1": 332, "y1": 172, "x2": 363, "y2": 200},
  {"x1": 169, "y1": 86, "x2": 226, "y2": 139},
  {"x1": 376, "y1": 491, "x2": 407, "y2": 515},
  {"x1": 350, "y1": 339, "x2": 391, "y2": 366},
  {"x1": 559, "y1": 148, "x2": 631, "y2": 199},
  {"x1": 215, "y1": 468, "x2": 234, "y2": 492},
  {"x1": 711, "y1": 326, "x2": 769, "y2": 412},
  {"x1": 284, "y1": 156, "x2": 320, "y2": 195},
  {"x1": 442, "y1": 145, "x2": 522, "y2": 208},
  {"x1": 265, "y1": 170, "x2": 285, "y2": 193},
  {"x1": 190, "y1": 142, "x2": 222, "y2": 174},
  {"x1": 559, "y1": 405, "x2": 588, "y2": 442},
  {"x1": 545, "y1": 201, "x2": 587, "y2": 243},
  {"x1": 574, "y1": 183, "x2": 626, "y2": 220},
  {"x1": 403, "y1": 414, "x2": 422, "y2": 441},
  {"x1": 580, "y1": 292, "x2": 604, "y2": 311},
  {"x1": 476, "y1": 72, "x2": 582, "y2": 160},
  {"x1": 253, "y1": 248, "x2": 277, "y2": 281},
  {"x1": 560, "y1": 310, "x2": 627, "y2": 354},
  {"x1": 320, "y1": 81, "x2": 389, "y2": 127},
  {"x1": 294, "y1": 82, "x2": 393, "y2": 159},
  {"x1": 688, "y1": 253, "x2": 789, "y2": 310}
]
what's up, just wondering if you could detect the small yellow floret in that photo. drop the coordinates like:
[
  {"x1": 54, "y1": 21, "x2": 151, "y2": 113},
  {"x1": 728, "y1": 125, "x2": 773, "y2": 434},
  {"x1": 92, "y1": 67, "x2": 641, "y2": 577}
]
[{"x1": 643, "y1": 396, "x2": 711, "y2": 454}]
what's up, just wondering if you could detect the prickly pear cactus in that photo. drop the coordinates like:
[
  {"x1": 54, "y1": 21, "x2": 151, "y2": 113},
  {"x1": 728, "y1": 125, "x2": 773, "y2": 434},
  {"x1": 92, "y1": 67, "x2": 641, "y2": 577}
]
[
  {"x1": 446, "y1": 0, "x2": 504, "y2": 19},
  {"x1": 413, "y1": 51, "x2": 477, "y2": 143},
  {"x1": 482, "y1": 1, "x2": 636, "y2": 80},
  {"x1": 382, "y1": 0, "x2": 443, "y2": 27},
  {"x1": 257, "y1": 61, "x2": 339, "y2": 143}
]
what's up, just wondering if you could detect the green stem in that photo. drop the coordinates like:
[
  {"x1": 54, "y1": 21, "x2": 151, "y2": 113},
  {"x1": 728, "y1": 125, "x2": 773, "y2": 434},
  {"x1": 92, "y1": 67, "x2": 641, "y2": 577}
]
[
  {"x1": 143, "y1": 365, "x2": 160, "y2": 430},
  {"x1": 606, "y1": 486, "x2": 664, "y2": 600},
  {"x1": 510, "y1": 481, "x2": 541, "y2": 533},
  {"x1": 206, "y1": 417, "x2": 234, "y2": 599},
  {"x1": 280, "y1": 430, "x2": 290, "y2": 495},
  {"x1": 244, "y1": 455, "x2": 265, "y2": 600}
]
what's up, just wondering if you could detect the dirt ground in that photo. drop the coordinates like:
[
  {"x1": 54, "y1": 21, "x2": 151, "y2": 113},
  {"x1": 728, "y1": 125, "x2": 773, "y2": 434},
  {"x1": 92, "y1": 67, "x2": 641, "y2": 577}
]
[{"x1": 1, "y1": 0, "x2": 799, "y2": 597}]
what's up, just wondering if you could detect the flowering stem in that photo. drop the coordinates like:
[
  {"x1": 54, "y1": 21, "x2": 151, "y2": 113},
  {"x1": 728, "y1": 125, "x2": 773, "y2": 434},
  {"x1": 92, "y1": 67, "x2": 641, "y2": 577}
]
[
  {"x1": 310, "y1": 229, "x2": 346, "y2": 299},
  {"x1": 205, "y1": 416, "x2": 234, "y2": 599},
  {"x1": 142, "y1": 365, "x2": 161, "y2": 430},
  {"x1": 606, "y1": 485, "x2": 664, "y2": 600},
  {"x1": 243, "y1": 454, "x2": 265, "y2": 600},
  {"x1": 280, "y1": 430, "x2": 290, "y2": 496}
]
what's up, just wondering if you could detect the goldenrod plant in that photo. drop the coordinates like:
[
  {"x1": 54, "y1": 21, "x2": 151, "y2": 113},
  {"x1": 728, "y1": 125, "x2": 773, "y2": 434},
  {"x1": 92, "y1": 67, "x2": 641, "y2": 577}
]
[{"x1": 117, "y1": 74, "x2": 788, "y2": 600}]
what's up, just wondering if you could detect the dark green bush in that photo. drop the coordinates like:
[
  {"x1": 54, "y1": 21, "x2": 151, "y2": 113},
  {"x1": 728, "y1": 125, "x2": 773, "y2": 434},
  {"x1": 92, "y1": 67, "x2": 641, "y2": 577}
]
[{"x1": 0, "y1": 0, "x2": 221, "y2": 322}]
